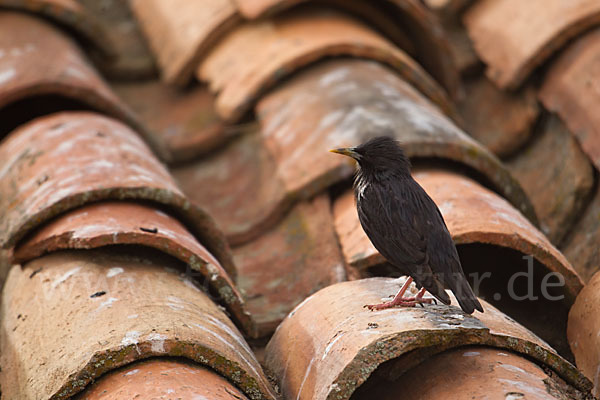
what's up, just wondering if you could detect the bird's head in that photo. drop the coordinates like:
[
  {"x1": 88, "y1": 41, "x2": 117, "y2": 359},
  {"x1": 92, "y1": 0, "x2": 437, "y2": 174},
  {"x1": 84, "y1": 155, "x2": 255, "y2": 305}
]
[{"x1": 329, "y1": 136, "x2": 411, "y2": 176}]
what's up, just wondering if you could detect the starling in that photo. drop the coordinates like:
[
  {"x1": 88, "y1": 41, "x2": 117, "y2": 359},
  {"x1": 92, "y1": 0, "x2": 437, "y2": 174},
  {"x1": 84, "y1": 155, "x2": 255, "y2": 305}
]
[{"x1": 330, "y1": 136, "x2": 483, "y2": 314}]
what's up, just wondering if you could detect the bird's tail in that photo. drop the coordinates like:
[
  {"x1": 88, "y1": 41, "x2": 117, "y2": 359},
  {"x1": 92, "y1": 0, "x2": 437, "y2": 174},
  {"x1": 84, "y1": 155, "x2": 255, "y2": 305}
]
[{"x1": 452, "y1": 277, "x2": 483, "y2": 314}]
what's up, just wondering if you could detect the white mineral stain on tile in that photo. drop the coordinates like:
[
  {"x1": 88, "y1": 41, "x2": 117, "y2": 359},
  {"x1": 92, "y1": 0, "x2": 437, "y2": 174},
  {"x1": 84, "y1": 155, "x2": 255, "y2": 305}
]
[
  {"x1": 98, "y1": 297, "x2": 118, "y2": 310},
  {"x1": 463, "y1": 351, "x2": 480, "y2": 357},
  {"x1": 122, "y1": 331, "x2": 141, "y2": 346},
  {"x1": 147, "y1": 333, "x2": 168, "y2": 353},
  {"x1": 0, "y1": 68, "x2": 16, "y2": 85},
  {"x1": 52, "y1": 267, "x2": 81, "y2": 288},
  {"x1": 322, "y1": 333, "x2": 344, "y2": 360},
  {"x1": 107, "y1": 267, "x2": 124, "y2": 278},
  {"x1": 124, "y1": 368, "x2": 139, "y2": 376},
  {"x1": 65, "y1": 66, "x2": 88, "y2": 80},
  {"x1": 500, "y1": 364, "x2": 526, "y2": 374},
  {"x1": 127, "y1": 314, "x2": 139, "y2": 319},
  {"x1": 319, "y1": 67, "x2": 349, "y2": 87}
]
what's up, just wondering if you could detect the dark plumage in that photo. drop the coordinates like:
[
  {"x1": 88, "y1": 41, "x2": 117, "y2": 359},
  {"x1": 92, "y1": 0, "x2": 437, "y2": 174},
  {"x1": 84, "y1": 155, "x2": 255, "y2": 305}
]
[{"x1": 330, "y1": 136, "x2": 483, "y2": 314}]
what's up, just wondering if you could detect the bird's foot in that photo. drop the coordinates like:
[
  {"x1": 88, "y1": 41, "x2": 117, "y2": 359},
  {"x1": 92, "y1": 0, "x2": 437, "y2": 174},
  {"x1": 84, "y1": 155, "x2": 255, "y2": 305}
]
[
  {"x1": 364, "y1": 296, "x2": 417, "y2": 311},
  {"x1": 364, "y1": 288, "x2": 436, "y2": 311}
]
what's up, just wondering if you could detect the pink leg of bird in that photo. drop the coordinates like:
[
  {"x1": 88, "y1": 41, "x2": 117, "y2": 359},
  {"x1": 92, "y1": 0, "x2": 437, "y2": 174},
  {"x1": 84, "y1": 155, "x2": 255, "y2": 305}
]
[{"x1": 365, "y1": 277, "x2": 435, "y2": 311}]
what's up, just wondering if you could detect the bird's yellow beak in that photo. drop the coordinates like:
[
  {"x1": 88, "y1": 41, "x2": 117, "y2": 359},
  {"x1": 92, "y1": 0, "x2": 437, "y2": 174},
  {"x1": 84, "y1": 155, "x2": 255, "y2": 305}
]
[{"x1": 329, "y1": 147, "x2": 360, "y2": 159}]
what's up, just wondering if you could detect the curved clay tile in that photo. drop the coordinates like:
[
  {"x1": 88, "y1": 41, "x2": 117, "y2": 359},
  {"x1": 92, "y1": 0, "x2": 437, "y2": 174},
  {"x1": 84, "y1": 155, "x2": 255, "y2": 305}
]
[
  {"x1": 233, "y1": 195, "x2": 346, "y2": 338},
  {"x1": 12, "y1": 202, "x2": 255, "y2": 336},
  {"x1": 464, "y1": 0, "x2": 600, "y2": 90},
  {"x1": 75, "y1": 359, "x2": 249, "y2": 400},
  {"x1": 333, "y1": 168, "x2": 582, "y2": 355},
  {"x1": 506, "y1": 114, "x2": 595, "y2": 245},
  {"x1": 171, "y1": 129, "x2": 287, "y2": 246},
  {"x1": 256, "y1": 59, "x2": 536, "y2": 223},
  {"x1": 130, "y1": 0, "x2": 240, "y2": 86},
  {"x1": 0, "y1": 249, "x2": 276, "y2": 400},
  {"x1": 114, "y1": 81, "x2": 226, "y2": 164},
  {"x1": 232, "y1": 0, "x2": 460, "y2": 98},
  {"x1": 197, "y1": 7, "x2": 453, "y2": 123},
  {"x1": 459, "y1": 76, "x2": 540, "y2": 158},
  {"x1": 539, "y1": 28, "x2": 600, "y2": 171},
  {"x1": 265, "y1": 278, "x2": 591, "y2": 400},
  {"x1": 0, "y1": 11, "x2": 142, "y2": 142},
  {"x1": 562, "y1": 188, "x2": 600, "y2": 283},
  {"x1": 76, "y1": 0, "x2": 157, "y2": 79},
  {"x1": 0, "y1": 0, "x2": 114, "y2": 58},
  {"x1": 353, "y1": 346, "x2": 587, "y2": 399},
  {"x1": 568, "y1": 270, "x2": 600, "y2": 397},
  {"x1": 0, "y1": 111, "x2": 235, "y2": 277}
]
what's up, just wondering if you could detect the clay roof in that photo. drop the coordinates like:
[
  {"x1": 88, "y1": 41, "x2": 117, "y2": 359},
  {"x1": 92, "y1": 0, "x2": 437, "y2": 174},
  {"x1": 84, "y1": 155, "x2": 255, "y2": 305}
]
[{"x1": 1, "y1": 0, "x2": 600, "y2": 398}]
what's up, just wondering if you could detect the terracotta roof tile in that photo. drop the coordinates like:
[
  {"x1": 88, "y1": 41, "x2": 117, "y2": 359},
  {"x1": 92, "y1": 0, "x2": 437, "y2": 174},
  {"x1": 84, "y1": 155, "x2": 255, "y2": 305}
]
[
  {"x1": 568, "y1": 270, "x2": 600, "y2": 397},
  {"x1": 0, "y1": 0, "x2": 114, "y2": 59},
  {"x1": 459, "y1": 76, "x2": 540, "y2": 158},
  {"x1": 539, "y1": 27, "x2": 600, "y2": 171},
  {"x1": 0, "y1": 11, "x2": 139, "y2": 139},
  {"x1": 464, "y1": 0, "x2": 600, "y2": 90},
  {"x1": 265, "y1": 278, "x2": 591, "y2": 399},
  {"x1": 562, "y1": 187, "x2": 600, "y2": 283},
  {"x1": 76, "y1": 0, "x2": 157, "y2": 79},
  {"x1": 0, "y1": 249, "x2": 275, "y2": 400},
  {"x1": 197, "y1": 7, "x2": 452, "y2": 123},
  {"x1": 0, "y1": 112, "x2": 234, "y2": 275},
  {"x1": 130, "y1": 0, "x2": 239, "y2": 86},
  {"x1": 233, "y1": 194, "x2": 345, "y2": 338},
  {"x1": 172, "y1": 129, "x2": 286, "y2": 245},
  {"x1": 506, "y1": 114, "x2": 595, "y2": 244},
  {"x1": 257, "y1": 59, "x2": 536, "y2": 223},
  {"x1": 75, "y1": 359, "x2": 250, "y2": 399},
  {"x1": 231, "y1": 0, "x2": 460, "y2": 97},
  {"x1": 11, "y1": 201, "x2": 258, "y2": 336},
  {"x1": 114, "y1": 81, "x2": 225, "y2": 164},
  {"x1": 353, "y1": 346, "x2": 588, "y2": 399},
  {"x1": 2, "y1": 1, "x2": 597, "y2": 397},
  {"x1": 333, "y1": 168, "x2": 581, "y2": 356}
]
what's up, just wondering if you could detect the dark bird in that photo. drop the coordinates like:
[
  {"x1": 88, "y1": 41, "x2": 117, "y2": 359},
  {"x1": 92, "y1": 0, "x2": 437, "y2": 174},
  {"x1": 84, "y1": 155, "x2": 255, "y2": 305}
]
[{"x1": 330, "y1": 136, "x2": 483, "y2": 314}]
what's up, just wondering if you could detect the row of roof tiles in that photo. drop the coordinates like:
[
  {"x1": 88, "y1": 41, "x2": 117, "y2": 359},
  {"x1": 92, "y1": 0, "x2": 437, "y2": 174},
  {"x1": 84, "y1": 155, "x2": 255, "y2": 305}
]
[{"x1": 1, "y1": 0, "x2": 600, "y2": 398}]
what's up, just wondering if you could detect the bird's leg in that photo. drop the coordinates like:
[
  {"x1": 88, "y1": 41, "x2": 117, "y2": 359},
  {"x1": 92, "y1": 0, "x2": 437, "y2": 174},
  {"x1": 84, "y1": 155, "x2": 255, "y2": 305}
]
[
  {"x1": 365, "y1": 277, "x2": 418, "y2": 311},
  {"x1": 414, "y1": 287, "x2": 436, "y2": 307}
]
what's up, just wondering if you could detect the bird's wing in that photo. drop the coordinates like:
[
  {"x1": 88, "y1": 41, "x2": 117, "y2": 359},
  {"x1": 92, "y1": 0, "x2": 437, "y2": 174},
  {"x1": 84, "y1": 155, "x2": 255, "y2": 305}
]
[
  {"x1": 357, "y1": 180, "x2": 453, "y2": 304},
  {"x1": 357, "y1": 181, "x2": 429, "y2": 269}
]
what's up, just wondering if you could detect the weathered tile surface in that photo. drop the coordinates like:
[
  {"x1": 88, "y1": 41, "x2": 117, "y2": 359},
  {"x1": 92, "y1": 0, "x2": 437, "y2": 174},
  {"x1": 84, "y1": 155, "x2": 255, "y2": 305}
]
[
  {"x1": 464, "y1": 0, "x2": 600, "y2": 89},
  {"x1": 75, "y1": 360, "x2": 250, "y2": 399},
  {"x1": 266, "y1": 278, "x2": 590, "y2": 400},
  {"x1": 354, "y1": 347, "x2": 585, "y2": 399},
  {"x1": 0, "y1": 112, "x2": 233, "y2": 274},
  {"x1": 172, "y1": 130, "x2": 287, "y2": 246},
  {"x1": 562, "y1": 187, "x2": 600, "y2": 283},
  {"x1": 539, "y1": 28, "x2": 600, "y2": 172},
  {"x1": 11, "y1": 202, "x2": 259, "y2": 335},
  {"x1": 130, "y1": 0, "x2": 239, "y2": 85},
  {"x1": 568, "y1": 270, "x2": 600, "y2": 398},
  {"x1": 233, "y1": 195, "x2": 346, "y2": 338},
  {"x1": 0, "y1": 0, "x2": 114, "y2": 58},
  {"x1": 232, "y1": 0, "x2": 460, "y2": 97},
  {"x1": 459, "y1": 76, "x2": 540, "y2": 158},
  {"x1": 0, "y1": 249, "x2": 276, "y2": 400},
  {"x1": 0, "y1": 11, "x2": 136, "y2": 139},
  {"x1": 197, "y1": 7, "x2": 451, "y2": 122},
  {"x1": 258, "y1": 59, "x2": 536, "y2": 223},
  {"x1": 506, "y1": 114, "x2": 595, "y2": 244},
  {"x1": 77, "y1": 0, "x2": 157, "y2": 79},
  {"x1": 114, "y1": 81, "x2": 224, "y2": 164}
]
